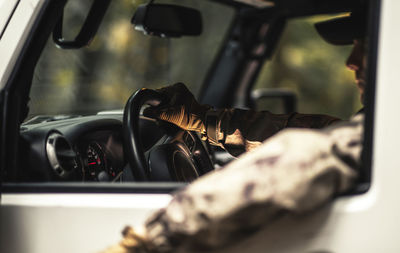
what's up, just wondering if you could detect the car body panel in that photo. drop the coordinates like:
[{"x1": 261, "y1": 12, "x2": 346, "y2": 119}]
[
  {"x1": 0, "y1": 0, "x2": 45, "y2": 89},
  {"x1": 0, "y1": 0, "x2": 19, "y2": 38},
  {"x1": 0, "y1": 193, "x2": 172, "y2": 253}
]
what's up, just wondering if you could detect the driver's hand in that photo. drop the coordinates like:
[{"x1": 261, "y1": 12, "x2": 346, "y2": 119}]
[
  {"x1": 143, "y1": 83, "x2": 211, "y2": 133},
  {"x1": 101, "y1": 226, "x2": 150, "y2": 253}
]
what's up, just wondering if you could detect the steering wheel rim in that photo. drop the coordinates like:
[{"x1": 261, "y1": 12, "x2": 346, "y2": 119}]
[{"x1": 123, "y1": 88, "x2": 165, "y2": 181}]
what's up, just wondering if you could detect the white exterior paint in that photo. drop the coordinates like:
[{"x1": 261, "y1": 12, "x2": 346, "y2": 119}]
[
  {"x1": 1, "y1": 193, "x2": 172, "y2": 209},
  {"x1": 0, "y1": 0, "x2": 19, "y2": 38},
  {"x1": 1, "y1": 193, "x2": 172, "y2": 253},
  {"x1": 0, "y1": 0, "x2": 45, "y2": 89}
]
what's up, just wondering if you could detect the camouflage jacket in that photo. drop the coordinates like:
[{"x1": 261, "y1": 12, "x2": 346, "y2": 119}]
[{"x1": 103, "y1": 112, "x2": 362, "y2": 253}]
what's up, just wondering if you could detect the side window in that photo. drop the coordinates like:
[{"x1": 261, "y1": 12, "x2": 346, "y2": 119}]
[{"x1": 253, "y1": 16, "x2": 362, "y2": 119}]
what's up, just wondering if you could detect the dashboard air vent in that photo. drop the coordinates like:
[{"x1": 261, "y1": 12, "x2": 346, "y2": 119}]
[{"x1": 46, "y1": 132, "x2": 79, "y2": 178}]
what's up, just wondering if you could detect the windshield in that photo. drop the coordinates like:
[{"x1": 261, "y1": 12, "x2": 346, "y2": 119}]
[{"x1": 30, "y1": 0, "x2": 234, "y2": 119}]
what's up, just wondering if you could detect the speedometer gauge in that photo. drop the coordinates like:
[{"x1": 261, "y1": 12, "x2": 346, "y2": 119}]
[{"x1": 85, "y1": 142, "x2": 107, "y2": 181}]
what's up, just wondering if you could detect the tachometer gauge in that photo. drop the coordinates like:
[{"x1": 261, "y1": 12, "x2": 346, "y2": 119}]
[{"x1": 85, "y1": 142, "x2": 107, "y2": 181}]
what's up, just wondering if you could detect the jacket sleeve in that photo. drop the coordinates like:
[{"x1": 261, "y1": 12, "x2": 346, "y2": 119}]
[
  {"x1": 205, "y1": 108, "x2": 341, "y2": 156},
  {"x1": 143, "y1": 114, "x2": 363, "y2": 253}
]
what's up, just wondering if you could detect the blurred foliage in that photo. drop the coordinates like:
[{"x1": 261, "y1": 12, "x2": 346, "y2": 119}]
[
  {"x1": 30, "y1": 0, "x2": 233, "y2": 117},
  {"x1": 30, "y1": 0, "x2": 362, "y2": 120},
  {"x1": 254, "y1": 15, "x2": 363, "y2": 119}
]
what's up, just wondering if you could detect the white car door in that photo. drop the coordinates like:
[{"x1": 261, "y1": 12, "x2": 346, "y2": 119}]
[{"x1": 1, "y1": 190, "x2": 172, "y2": 253}]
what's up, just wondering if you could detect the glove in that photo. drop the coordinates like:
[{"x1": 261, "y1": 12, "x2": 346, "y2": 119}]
[
  {"x1": 101, "y1": 226, "x2": 149, "y2": 253},
  {"x1": 144, "y1": 83, "x2": 211, "y2": 133}
]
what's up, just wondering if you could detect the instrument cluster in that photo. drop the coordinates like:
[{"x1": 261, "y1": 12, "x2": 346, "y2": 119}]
[
  {"x1": 77, "y1": 130, "x2": 125, "y2": 182},
  {"x1": 45, "y1": 129, "x2": 125, "y2": 182}
]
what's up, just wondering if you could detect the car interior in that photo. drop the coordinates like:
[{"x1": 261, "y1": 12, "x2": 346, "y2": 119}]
[{"x1": 0, "y1": 0, "x2": 375, "y2": 194}]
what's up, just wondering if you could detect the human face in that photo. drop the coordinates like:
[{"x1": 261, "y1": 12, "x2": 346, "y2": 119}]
[{"x1": 346, "y1": 39, "x2": 367, "y2": 104}]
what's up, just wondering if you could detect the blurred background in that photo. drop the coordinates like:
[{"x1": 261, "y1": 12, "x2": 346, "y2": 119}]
[{"x1": 30, "y1": 0, "x2": 362, "y2": 121}]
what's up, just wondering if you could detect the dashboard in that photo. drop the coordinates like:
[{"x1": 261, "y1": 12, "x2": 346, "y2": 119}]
[
  {"x1": 17, "y1": 113, "x2": 213, "y2": 182},
  {"x1": 19, "y1": 114, "x2": 128, "y2": 182}
]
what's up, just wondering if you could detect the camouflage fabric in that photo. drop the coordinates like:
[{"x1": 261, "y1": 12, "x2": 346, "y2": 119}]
[
  {"x1": 102, "y1": 113, "x2": 363, "y2": 253},
  {"x1": 212, "y1": 108, "x2": 341, "y2": 156}
]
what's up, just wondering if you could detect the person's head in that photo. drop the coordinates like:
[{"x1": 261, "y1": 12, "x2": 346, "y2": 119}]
[{"x1": 315, "y1": 7, "x2": 368, "y2": 104}]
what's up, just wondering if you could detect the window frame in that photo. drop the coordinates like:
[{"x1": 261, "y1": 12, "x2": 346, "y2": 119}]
[{"x1": 0, "y1": 0, "x2": 379, "y2": 195}]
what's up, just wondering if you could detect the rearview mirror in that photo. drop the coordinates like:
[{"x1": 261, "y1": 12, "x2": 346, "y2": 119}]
[{"x1": 131, "y1": 4, "x2": 202, "y2": 38}]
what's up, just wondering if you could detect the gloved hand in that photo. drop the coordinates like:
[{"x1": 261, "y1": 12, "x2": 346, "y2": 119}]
[
  {"x1": 101, "y1": 226, "x2": 150, "y2": 253},
  {"x1": 144, "y1": 83, "x2": 211, "y2": 133}
]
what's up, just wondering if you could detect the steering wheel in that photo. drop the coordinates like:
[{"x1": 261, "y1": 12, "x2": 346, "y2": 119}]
[{"x1": 123, "y1": 88, "x2": 214, "y2": 181}]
